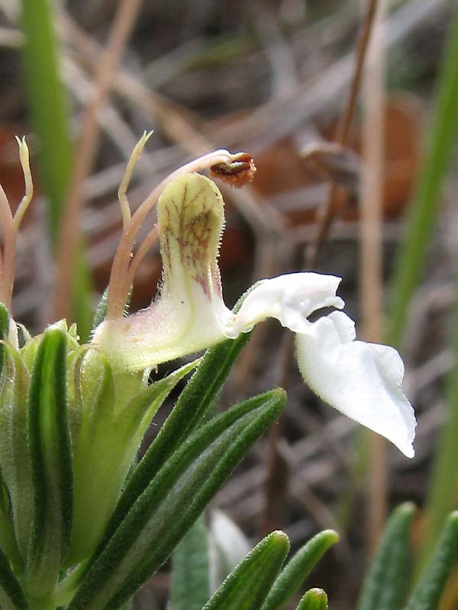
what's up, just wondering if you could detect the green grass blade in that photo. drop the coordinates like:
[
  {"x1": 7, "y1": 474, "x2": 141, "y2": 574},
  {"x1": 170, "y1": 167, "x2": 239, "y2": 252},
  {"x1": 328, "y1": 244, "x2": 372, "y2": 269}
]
[
  {"x1": 20, "y1": 0, "x2": 72, "y2": 241},
  {"x1": 405, "y1": 512, "x2": 458, "y2": 610},
  {"x1": 20, "y1": 0, "x2": 93, "y2": 338},
  {"x1": 395, "y1": 5, "x2": 458, "y2": 572},
  {"x1": 420, "y1": 270, "x2": 458, "y2": 568},
  {"x1": 202, "y1": 531, "x2": 290, "y2": 610},
  {"x1": 386, "y1": 4, "x2": 458, "y2": 347},
  {"x1": 357, "y1": 503, "x2": 415, "y2": 610}
]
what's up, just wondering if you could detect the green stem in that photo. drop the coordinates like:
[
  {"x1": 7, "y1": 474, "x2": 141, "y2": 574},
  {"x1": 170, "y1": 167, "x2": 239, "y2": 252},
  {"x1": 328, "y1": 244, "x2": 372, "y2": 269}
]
[
  {"x1": 20, "y1": 0, "x2": 72, "y2": 242},
  {"x1": 384, "y1": 3, "x2": 458, "y2": 575},
  {"x1": 386, "y1": 4, "x2": 458, "y2": 348},
  {"x1": 20, "y1": 0, "x2": 93, "y2": 338}
]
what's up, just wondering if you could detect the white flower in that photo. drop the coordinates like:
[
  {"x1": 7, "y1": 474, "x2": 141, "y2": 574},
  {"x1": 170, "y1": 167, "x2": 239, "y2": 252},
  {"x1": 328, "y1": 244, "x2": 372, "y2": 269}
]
[{"x1": 94, "y1": 173, "x2": 416, "y2": 458}]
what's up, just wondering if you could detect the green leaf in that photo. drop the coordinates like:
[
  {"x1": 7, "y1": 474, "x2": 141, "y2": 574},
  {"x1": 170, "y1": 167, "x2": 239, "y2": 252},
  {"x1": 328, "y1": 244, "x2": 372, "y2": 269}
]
[
  {"x1": 0, "y1": 478, "x2": 22, "y2": 573},
  {"x1": 104, "y1": 334, "x2": 251, "y2": 542},
  {"x1": 357, "y1": 503, "x2": 415, "y2": 610},
  {"x1": 203, "y1": 531, "x2": 290, "y2": 610},
  {"x1": 25, "y1": 328, "x2": 73, "y2": 596},
  {"x1": 91, "y1": 289, "x2": 109, "y2": 333},
  {"x1": 92, "y1": 289, "x2": 132, "y2": 334},
  {"x1": 416, "y1": 8, "x2": 458, "y2": 573},
  {"x1": 404, "y1": 511, "x2": 458, "y2": 610},
  {"x1": 296, "y1": 588, "x2": 328, "y2": 610},
  {"x1": 68, "y1": 356, "x2": 196, "y2": 566},
  {"x1": 68, "y1": 388, "x2": 285, "y2": 610},
  {"x1": 0, "y1": 344, "x2": 31, "y2": 566},
  {"x1": 0, "y1": 302, "x2": 10, "y2": 377},
  {"x1": 386, "y1": 4, "x2": 458, "y2": 347},
  {"x1": 20, "y1": 0, "x2": 93, "y2": 339},
  {"x1": 171, "y1": 515, "x2": 210, "y2": 610},
  {"x1": 261, "y1": 530, "x2": 339, "y2": 610},
  {"x1": 0, "y1": 544, "x2": 28, "y2": 609},
  {"x1": 20, "y1": 0, "x2": 72, "y2": 241}
]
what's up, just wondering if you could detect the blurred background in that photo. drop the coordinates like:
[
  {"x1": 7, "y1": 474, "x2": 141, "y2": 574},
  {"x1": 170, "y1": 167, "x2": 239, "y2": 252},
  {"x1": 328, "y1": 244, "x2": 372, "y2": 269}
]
[{"x1": 0, "y1": 0, "x2": 456, "y2": 608}]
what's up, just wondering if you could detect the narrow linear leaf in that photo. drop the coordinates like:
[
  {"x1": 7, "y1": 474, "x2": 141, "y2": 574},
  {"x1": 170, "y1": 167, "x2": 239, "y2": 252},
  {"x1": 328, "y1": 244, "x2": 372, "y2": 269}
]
[
  {"x1": 0, "y1": 344, "x2": 31, "y2": 565},
  {"x1": 68, "y1": 389, "x2": 285, "y2": 610},
  {"x1": 0, "y1": 478, "x2": 22, "y2": 572},
  {"x1": 296, "y1": 588, "x2": 328, "y2": 610},
  {"x1": 26, "y1": 328, "x2": 73, "y2": 596},
  {"x1": 91, "y1": 289, "x2": 109, "y2": 333},
  {"x1": 20, "y1": 0, "x2": 72, "y2": 240},
  {"x1": 0, "y1": 544, "x2": 28, "y2": 610},
  {"x1": 404, "y1": 511, "x2": 458, "y2": 610},
  {"x1": 386, "y1": 4, "x2": 458, "y2": 347},
  {"x1": 20, "y1": 0, "x2": 93, "y2": 339},
  {"x1": 171, "y1": 515, "x2": 210, "y2": 610},
  {"x1": 357, "y1": 503, "x2": 415, "y2": 610},
  {"x1": 91, "y1": 289, "x2": 132, "y2": 334},
  {"x1": 261, "y1": 529, "x2": 338, "y2": 610},
  {"x1": 105, "y1": 334, "x2": 251, "y2": 541},
  {"x1": 68, "y1": 358, "x2": 196, "y2": 566},
  {"x1": 0, "y1": 302, "x2": 10, "y2": 378},
  {"x1": 385, "y1": 8, "x2": 458, "y2": 571},
  {"x1": 203, "y1": 531, "x2": 290, "y2": 610}
]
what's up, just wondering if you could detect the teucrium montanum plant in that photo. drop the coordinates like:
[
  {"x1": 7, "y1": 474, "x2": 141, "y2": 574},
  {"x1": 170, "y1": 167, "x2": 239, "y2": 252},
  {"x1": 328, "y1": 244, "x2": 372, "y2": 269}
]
[{"x1": 0, "y1": 134, "x2": 416, "y2": 609}]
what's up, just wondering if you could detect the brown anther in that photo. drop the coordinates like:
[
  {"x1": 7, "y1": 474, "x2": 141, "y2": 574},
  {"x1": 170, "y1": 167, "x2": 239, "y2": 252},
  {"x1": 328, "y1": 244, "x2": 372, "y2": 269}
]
[{"x1": 210, "y1": 153, "x2": 256, "y2": 188}]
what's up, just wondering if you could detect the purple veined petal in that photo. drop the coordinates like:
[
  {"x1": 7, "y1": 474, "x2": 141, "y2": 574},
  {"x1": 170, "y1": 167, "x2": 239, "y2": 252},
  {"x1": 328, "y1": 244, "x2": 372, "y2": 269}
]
[{"x1": 93, "y1": 174, "x2": 233, "y2": 371}]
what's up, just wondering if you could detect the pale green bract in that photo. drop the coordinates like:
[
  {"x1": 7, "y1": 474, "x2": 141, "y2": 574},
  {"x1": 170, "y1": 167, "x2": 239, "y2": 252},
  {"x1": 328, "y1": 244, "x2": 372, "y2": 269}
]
[{"x1": 94, "y1": 173, "x2": 416, "y2": 458}]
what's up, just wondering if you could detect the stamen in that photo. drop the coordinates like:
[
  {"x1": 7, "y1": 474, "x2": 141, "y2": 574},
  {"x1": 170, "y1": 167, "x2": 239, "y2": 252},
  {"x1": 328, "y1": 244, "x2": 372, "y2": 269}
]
[
  {"x1": 210, "y1": 153, "x2": 256, "y2": 188},
  {"x1": 127, "y1": 225, "x2": 159, "y2": 289},
  {"x1": 0, "y1": 184, "x2": 15, "y2": 310},
  {"x1": 13, "y1": 137, "x2": 34, "y2": 230},
  {"x1": 117, "y1": 130, "x2": 153, "y2": 229}
]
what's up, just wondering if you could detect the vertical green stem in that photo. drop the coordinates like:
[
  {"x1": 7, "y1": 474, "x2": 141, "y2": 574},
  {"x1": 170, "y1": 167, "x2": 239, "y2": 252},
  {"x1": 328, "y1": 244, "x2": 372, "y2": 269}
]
[
  {"x1": 382, "y1": 3, "x2": 458, "y2": 573},
  {"x1": 419, "y1": 277, "x2": 458, "y2": 569},
  {"x1": 385, "y1": 4, "x2": 458, "y2": 348},
  {"x1": 20, "y1": 0, "x2": 93, "y2": 337},
  {"x1": 20, "y1": 0, "x2": 73, "y2": 241}
]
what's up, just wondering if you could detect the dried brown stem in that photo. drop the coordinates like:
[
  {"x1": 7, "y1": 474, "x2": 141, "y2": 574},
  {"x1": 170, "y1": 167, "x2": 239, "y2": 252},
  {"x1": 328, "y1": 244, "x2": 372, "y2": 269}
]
[
  {"x1": 359, "y1": 0, "x2": 388, "y2": 553},
  {"x1": 307, "y1": 0, "x2": 379, "y2": 269},
  {"x1": 259, "y1": 330, "x2": 294, "y2": 536}
]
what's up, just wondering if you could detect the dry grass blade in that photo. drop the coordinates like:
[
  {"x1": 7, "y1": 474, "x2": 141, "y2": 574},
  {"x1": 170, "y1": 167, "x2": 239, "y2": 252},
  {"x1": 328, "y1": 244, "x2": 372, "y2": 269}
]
[{"x1": 307, "y1": 0, "x2": 379, "y2": 269}]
